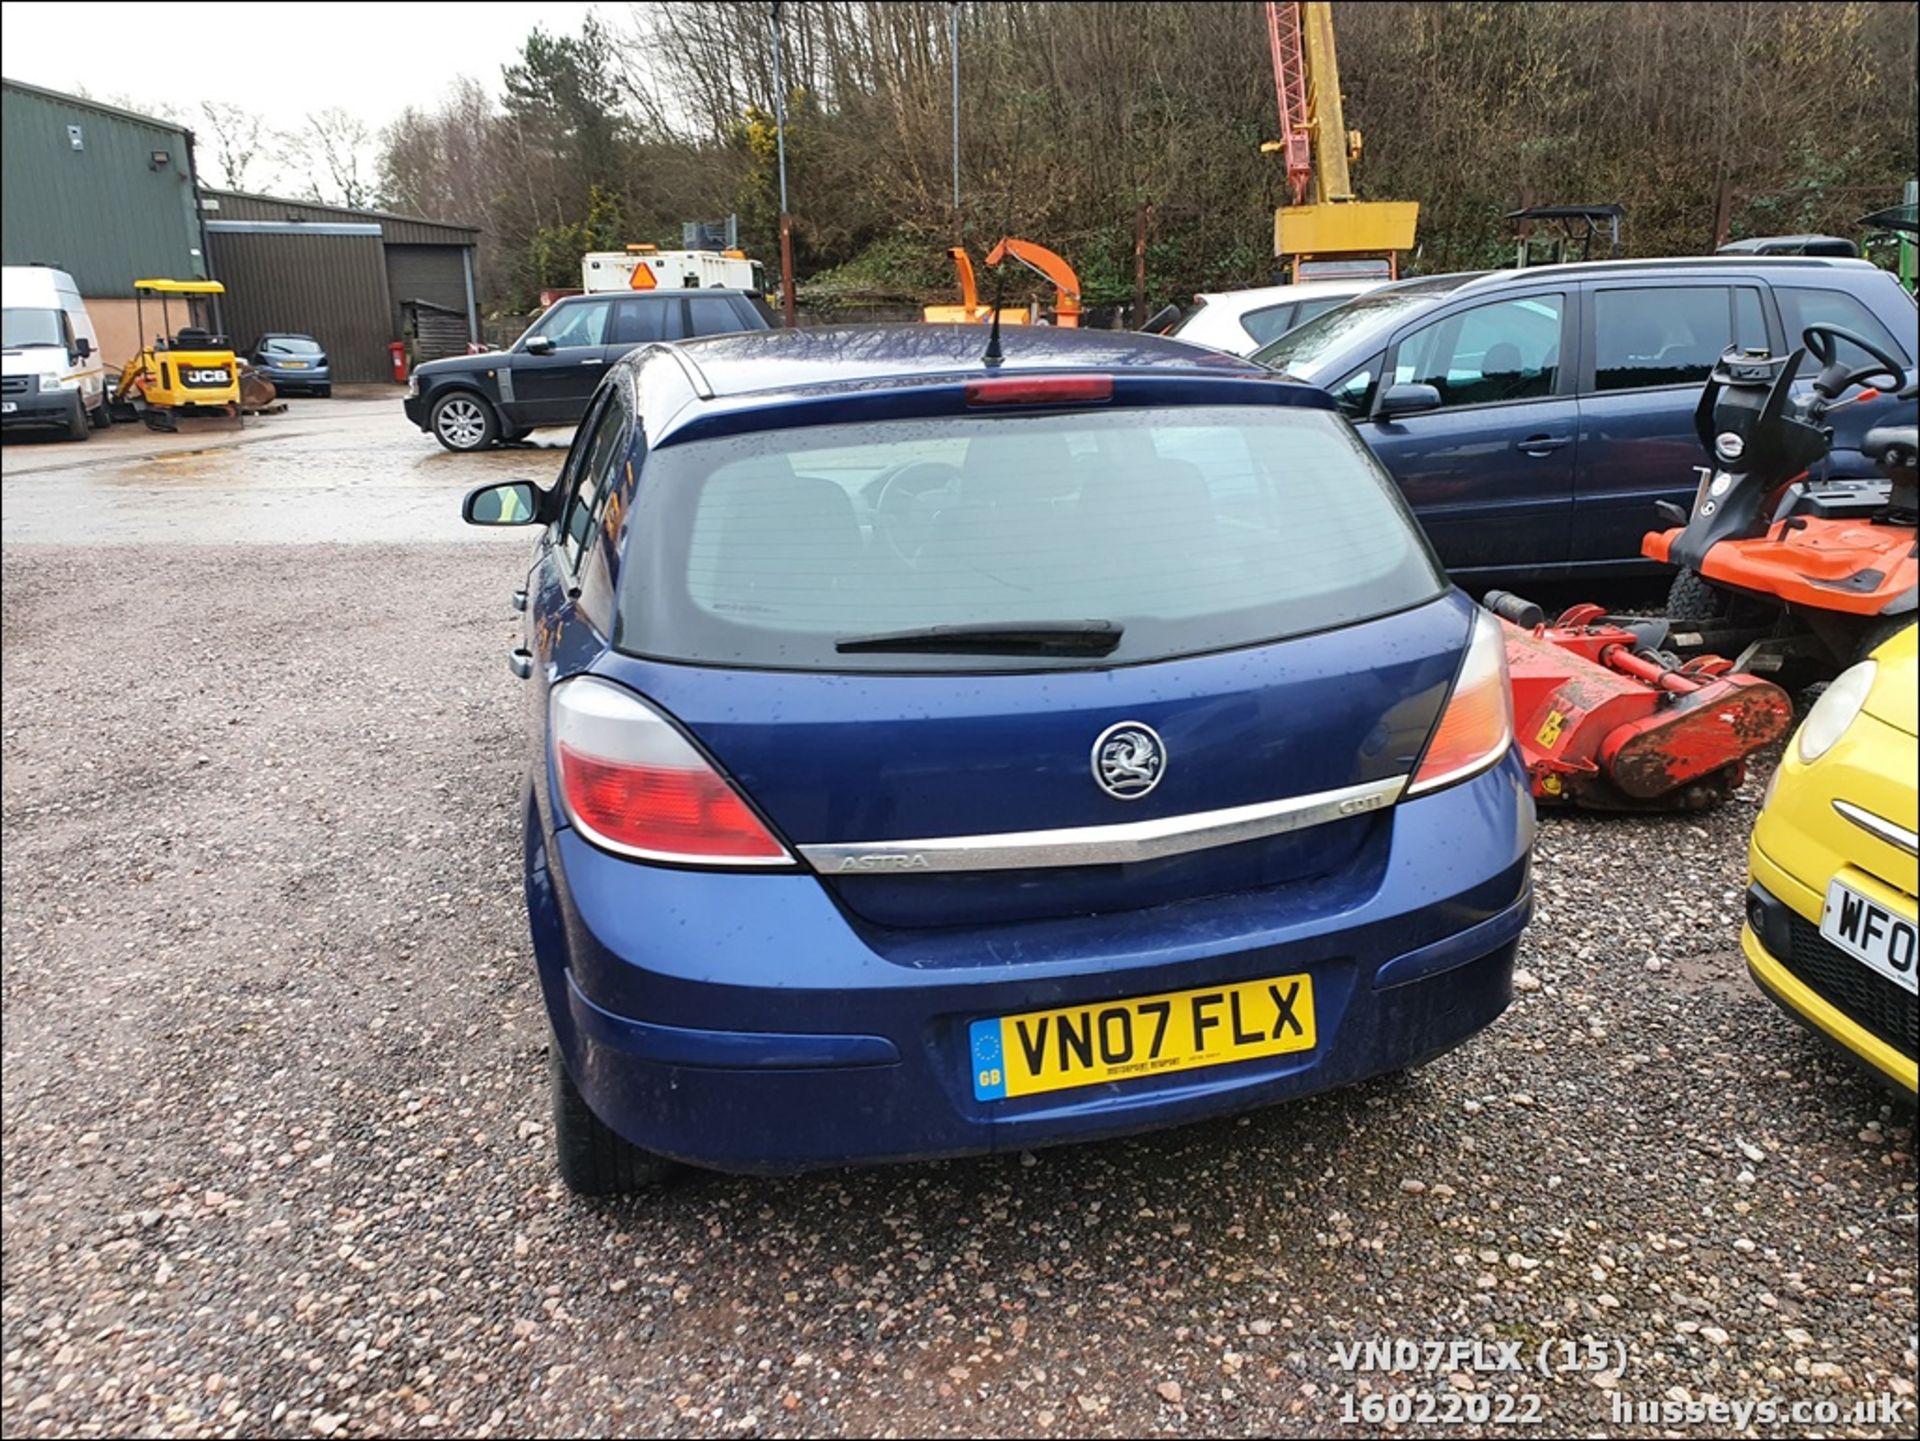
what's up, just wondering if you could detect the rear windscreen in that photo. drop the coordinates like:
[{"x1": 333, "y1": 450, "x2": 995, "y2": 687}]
[
  {"x1": 619, "y1": 405, "x2": 1446, "y2": 672},
  {"x1": 264, "y1": 337, "x2": 323, "y2": 355}
]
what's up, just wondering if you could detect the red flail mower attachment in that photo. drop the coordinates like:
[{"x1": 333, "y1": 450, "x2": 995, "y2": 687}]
[{"x1": 1484, "y1": 594, "x2": 1794, "y2": 811}]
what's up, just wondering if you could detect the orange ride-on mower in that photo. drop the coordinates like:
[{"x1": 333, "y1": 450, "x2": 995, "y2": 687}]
[
  {"x1": 1643, "y1": 322, "x2": 1918, "y2": 677},
  {"x1": 1484, "y1": 592, "x2": 1793, "y2": 810}
]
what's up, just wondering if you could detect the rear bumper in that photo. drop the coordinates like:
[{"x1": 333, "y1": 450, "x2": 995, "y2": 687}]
[
  {"x1": 531, "y1": 758, "x2": 1536, "y2": 1173},
  {"x1": 260, "y1": 365, "x2": 330, "y2": 389}
]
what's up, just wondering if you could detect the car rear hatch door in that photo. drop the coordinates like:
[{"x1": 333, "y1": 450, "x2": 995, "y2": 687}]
[
  {"x1": 603, "y1": 598, "x2": 1466, "y2": 929},
  {"x1": 600, "y1": 384, "x2": 1465, "y2": 929}
]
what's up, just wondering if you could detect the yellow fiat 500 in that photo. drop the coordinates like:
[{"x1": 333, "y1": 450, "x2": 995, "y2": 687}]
[{"x1": 1744, "y1": 623, "x2": 1917, "y2": 1097}]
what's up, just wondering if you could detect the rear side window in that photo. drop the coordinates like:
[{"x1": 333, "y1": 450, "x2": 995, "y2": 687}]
[
  {"x1": 620, "y1": 405, "x2": 1446, "y2": 672},
  {"x1": 687, "y1": 295, "x2": 748, "y2": 336},
  {"x1": 1392, "y1": 294, "x2": 1565, "y2": 408},
  {"x1": 1775, "y1": 285, "x2": 1911, "y2": 369},
  {"x1": 1592, "y1": 285, "x2": 1768, "y2": 391},
  {"x1": 560, "y1": 397, "x2": 629, "y2": 571},
  {"x1": 1239, "y1": 303, "x2": 1297, "y2": 347},
  {"x1": 612, "y1": 298, "x2": 680, "y2": 345}
]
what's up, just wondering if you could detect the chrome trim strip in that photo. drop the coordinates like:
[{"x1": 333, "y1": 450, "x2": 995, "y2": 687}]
[
  {"x1": 1833, "y1": 800, "x2": 1919, "y2": 858},
  {"x1": 799, "y1": 775, "x2": 1406, "y2": 875}
]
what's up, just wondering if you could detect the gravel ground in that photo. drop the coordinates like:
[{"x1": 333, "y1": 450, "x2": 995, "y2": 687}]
[{"x1": 2, "y1": 500, "x2": 1915, "y2": 1434}]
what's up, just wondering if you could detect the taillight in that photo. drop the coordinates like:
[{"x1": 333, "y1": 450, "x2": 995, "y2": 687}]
[
  {"x1": 1407, "y1": 610, "x2": 1514, "y2": 796},
  {"x1": 964, "y1": 375, "x2": 1113, "y2": 406},
  {"x1": 550, "y1": 677, "x2": 792, "y2": 866}
]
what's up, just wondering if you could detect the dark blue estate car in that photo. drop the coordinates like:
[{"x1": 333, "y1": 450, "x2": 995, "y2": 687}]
[
  {"x1": 1249, "y1": 257, "x2": 1918, "y2": 583},
  {"x1": 462, "y1": 325, "x2": 1534, "y2": 1191}
]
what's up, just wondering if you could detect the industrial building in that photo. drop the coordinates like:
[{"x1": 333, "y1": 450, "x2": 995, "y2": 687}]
[
  {"x1": 4, "y1": 78, "x2": 483, "y2": 385},
  {"x1": 1, "y1": 78, "x2": 210, "y2": 367},
  {"x1": 201, "y1": 191, "x2": 481, "y2": 382}
]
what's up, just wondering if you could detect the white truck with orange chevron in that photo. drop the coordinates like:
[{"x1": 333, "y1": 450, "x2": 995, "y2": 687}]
[{"x1": 581, "y1": 245, "x2": 765, "y2": 295}]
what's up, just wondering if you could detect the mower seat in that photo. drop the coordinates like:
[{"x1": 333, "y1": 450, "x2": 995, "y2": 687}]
[
  {"x1": 1863, "y1": 424, "x2": 1917, "y2": 476},
  {"x1": 1864, "y1": 423, "x2": 1918, "y2": 517},
  {"x1": 174, "y1": 326, "x2": 214, "y2": 348}
]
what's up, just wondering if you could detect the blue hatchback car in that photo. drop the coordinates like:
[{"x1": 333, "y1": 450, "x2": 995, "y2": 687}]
[
  {"x1": 1247, "y1": 256, "x2": 1917, "y2": 584},
  {"x1": 462, "y1": 326, "x2": 1535, "y2": 1191}
]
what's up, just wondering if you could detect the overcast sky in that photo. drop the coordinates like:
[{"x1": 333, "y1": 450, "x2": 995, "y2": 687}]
[{"x1": 1, "y1": 0, "x2": 608, "y2": 192}]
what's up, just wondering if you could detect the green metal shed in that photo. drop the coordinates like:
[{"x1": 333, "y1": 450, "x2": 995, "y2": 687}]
[{"x1": 0, "y1": 78, "x2": 206, "y2": 295}]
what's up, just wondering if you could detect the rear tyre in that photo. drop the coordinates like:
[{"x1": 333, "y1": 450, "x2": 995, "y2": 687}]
[
  {"x1": 1665, "y1": 569, "x2": 1728, "y2": 622},
  {"x1": 315, "y1": 384, "x2": 332, "y2": 399},
  {"x1": 65, "y1": 397, "x2": 90, "y2": 441},
  {"x1": 429, "y1": 391, "x2": 499, "y2": 452},
  {"x1": 88, "y1": 398, "x2": 110, "y2": 429},
  {"x1": 549, "y1": 1033, "x2": 677, "y2": 1195}
]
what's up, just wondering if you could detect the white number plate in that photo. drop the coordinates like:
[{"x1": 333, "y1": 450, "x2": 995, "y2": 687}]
[{"x1": 1821, "y1": 878, "x2": 1918, "y2": 995}]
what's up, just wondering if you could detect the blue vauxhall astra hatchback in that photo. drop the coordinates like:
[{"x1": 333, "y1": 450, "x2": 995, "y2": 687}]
[{"x1": 461, "y1": 325, "x2": 1535, "y2": 1192}]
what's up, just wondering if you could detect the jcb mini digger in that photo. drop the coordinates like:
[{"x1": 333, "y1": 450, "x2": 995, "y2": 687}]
[
  {"x1": 109, "y1": 279, "x2": 242, "y2": 431},
  {"x1": 1643, "y1": 321, "x2": 1918, "y2": 676}
]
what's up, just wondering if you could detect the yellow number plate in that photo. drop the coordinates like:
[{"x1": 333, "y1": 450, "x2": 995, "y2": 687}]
[{"x1": 969, "y1": 973, "x2": 1315, "y2": 1101}]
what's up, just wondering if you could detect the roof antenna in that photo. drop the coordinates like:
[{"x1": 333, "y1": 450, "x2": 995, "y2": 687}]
[
  {"x1": 980, "y1": 108, "x2": 1023, "y2": 369},
  {"x1": 981, "y1": 256, "x2": 1010, "y2": 367}
]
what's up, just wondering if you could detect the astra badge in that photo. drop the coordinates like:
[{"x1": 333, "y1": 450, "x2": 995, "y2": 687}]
[{"x1": 1092, "y1": 721, "x2": 1166, "y2": 800}]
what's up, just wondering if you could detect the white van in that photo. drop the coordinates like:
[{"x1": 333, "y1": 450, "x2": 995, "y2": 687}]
[{"x1": 3, "y1": 265, "x2": 109, "y2": 439}]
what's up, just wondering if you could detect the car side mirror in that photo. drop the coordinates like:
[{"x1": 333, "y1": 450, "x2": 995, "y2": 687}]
[
  {"x1": 74, "y1": 337, "x2": 92, "y2": 360},
  {"x1": 1377, "y1": 382, "x2": 1442, "y2": 419},
  {"x1": 462, "y1": 479, "x2": 552, "y2": 527},
  {"x1": 524, "y1": 335, "x2": 556, "y2": 356}
]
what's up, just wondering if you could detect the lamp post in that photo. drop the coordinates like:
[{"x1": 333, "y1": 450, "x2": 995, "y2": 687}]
[
  {"x1": 772, "y1": 2, "x2": 796, "y2": 327},
  {"x1": 950, "y1": 3, "x2": 961, "y2": 222}
]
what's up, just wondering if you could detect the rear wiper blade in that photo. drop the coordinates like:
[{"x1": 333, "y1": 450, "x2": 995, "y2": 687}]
[{"x1": 835, "y1": 620, "x2": 1124, "y2": 656}]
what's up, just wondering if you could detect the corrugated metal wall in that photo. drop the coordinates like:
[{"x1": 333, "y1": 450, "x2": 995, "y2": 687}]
[
  {"x1": 205, "y1": 229, "x2": 394, "y2": 383},
  {"x1": 204, "y1": 191, "x2": 478, "y2": 248},
  {"x1": 1, "y1": 81, "x2": 205, "y2": 295},
  {"x1": 385, "y1": 245, "x2": 470, "y2": 328}
]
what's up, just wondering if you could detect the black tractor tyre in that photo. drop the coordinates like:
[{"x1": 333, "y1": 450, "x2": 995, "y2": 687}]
[
  {"x1": 429, "y1": 390, "x2": 500, "y2": 452},
  {"x1": 549, "y1": 1035, "x2": 677, "y2": 1196},
  {"x1": 1851, "y1": 615, "x2": 1916, "y2": 666},
  {"x1": 1665, "y1": 569, "x2": 1729, "y2": 622}
]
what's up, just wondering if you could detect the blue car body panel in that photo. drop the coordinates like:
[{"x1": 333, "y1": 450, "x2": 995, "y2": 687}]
[
  {"x1": 1264, "y1": 261, "x2": 1918, "y2": 582},
  {"x1": 506, "y1": 326, "x2": 1535, "y2": 1173}
]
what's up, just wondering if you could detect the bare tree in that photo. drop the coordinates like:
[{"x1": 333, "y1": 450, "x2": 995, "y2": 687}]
[
  {"x1": 196, "y1": 100, "x2": 268, "y2": 192},
  {"x1": 286, "y1": 107, "x2": 376, "y2": 209}
]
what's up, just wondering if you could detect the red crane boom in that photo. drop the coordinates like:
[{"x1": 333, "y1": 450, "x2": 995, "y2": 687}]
[{"x1": 1266, "y1": 0, "x2": 1313, "y2": 207}]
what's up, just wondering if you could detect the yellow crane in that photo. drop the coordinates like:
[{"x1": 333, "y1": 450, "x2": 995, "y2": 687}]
[{"x1": 1262, "y1": 2, "x2": 1418, "y2": 281}]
